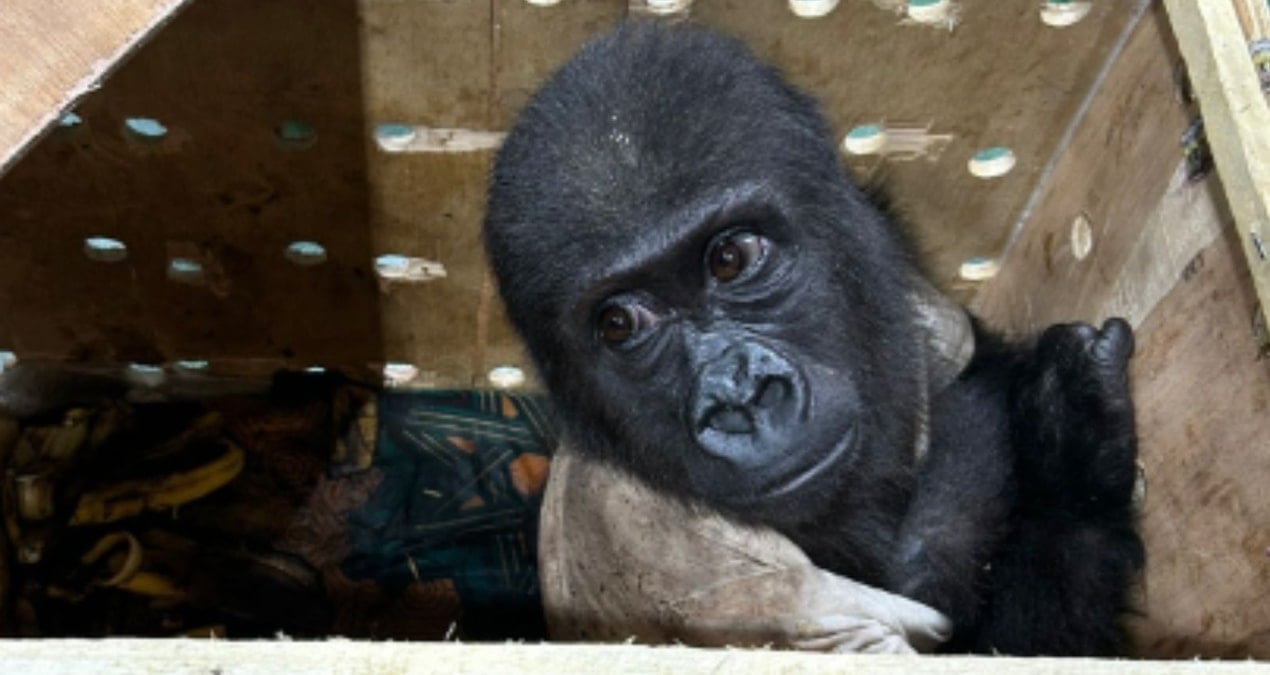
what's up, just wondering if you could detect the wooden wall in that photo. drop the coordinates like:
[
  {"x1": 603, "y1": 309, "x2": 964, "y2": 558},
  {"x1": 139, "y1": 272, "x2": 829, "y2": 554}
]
[
  {"x1": 974, "y1": 3, "x2": 1270, "y2": 659},
  {"x1": 1, "y1": 0, "x2": 1267, "y2": 659},
  {"x1": 2, "y1": 0, "x2": 1151, "y2": 386}
]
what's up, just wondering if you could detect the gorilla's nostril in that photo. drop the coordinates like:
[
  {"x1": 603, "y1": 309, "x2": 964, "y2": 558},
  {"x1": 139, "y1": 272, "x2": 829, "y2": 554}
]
[
  {"x1": 754, "y1": 376, "x2": 791, "y2": 410},
  {"x1": 706, "y1": 406, "x2": 755, "y2": 434}
]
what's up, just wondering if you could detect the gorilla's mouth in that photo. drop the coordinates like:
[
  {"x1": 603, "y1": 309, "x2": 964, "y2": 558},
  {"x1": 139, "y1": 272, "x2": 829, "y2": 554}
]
[
  {"x1": 761, "y1": 423, "x2": 857, "y2": 499},
  {"x1": 697, "y1": 422, "x2": 857, "y2": 511}
]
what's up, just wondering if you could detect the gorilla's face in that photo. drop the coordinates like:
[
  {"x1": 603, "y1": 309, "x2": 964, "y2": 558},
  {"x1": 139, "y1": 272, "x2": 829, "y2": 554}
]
[
  {"x1": 485, "y1": 22, "x2": 923, "y2": 526},
  {"x1": 572, "y1": 185, "x2": 873, "y2": 509}
]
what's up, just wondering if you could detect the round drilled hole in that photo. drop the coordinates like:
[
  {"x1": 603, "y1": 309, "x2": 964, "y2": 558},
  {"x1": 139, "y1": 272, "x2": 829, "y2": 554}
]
[
  {"x1": 1070, "y1": 213, "x2": 1094, "y2": 261},
  {"x1": 645, "y1": 0, "x2": 691, "y2": 14},
  {"x1": 375, "y1": 254, "x2": 409, "y2": 277},
  {"x1": 384, "y1": 362, "x2": 420, "y2": 386},
  {"x1": 374, "y1": 124, "x2": 417, "y2": 152},
  {"x1": 84, "y1": 237, "x2": 128, "y2": 263},
  {"x1": 842, "y1": 124, "x2": 888, "y2": 155},
  {"x1": 126, "y1": 363, "x2": 166, "y2": 387},
  {"x1": 958, "y1": 256, "x2": 1000, "y2": 282},
  {"x1": 907, "y1": 0, "x2": 951, "y2": 23},
  {"x1": 789, "y1": 0, "x2": 839, "y2": 18},
  {"x1": 167, "y1": 258, "x2": 205, "y2": 284},
  {"x1": 374, "y1": 254, "x2": 447, "y2": 283},
  {"x1": 285, "y1": 241, "x2": 327, "y2": 266},
  {"x1": 488, "y1": 365, "x2": 527, "y2": 389},
  {"x1": 1041, "y1": 0, "x2": 1092, "y2": 27},
  {"x1": 968, "y1": 147, "x2": 1016, "y2": 179},
  {"x1": 174, "y1": 359, "x2": 210, "y2": 372},
  {"x1": 124, "y1": 117, "x2": 168, "y2": 141},
  {"x1": 276, "y1": 120, "x2": 317, "y2": 149},
  {"x1": 0, "y1": 350, "x2": 16, "y2": 375}
]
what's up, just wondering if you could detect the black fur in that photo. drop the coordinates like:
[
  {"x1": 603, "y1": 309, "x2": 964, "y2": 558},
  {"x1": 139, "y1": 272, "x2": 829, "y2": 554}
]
[{"x1": 484, "y1": 22, "x2": 1142, "y2": 655}]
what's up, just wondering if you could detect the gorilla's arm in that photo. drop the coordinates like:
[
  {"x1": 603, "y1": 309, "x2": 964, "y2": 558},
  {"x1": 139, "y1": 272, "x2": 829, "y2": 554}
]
[
  {"x1": 890, "y1": 319, "x2": 1143, "y2": 655},
  {"x1": 975, "y1": 318, "x2": 1143, "y2": 655}
]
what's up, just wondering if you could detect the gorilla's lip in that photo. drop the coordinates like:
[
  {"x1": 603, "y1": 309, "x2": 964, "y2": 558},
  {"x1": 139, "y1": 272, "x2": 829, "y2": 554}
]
[{"x1": 761, "y1": 424, "x2": 857, "y2": 500}]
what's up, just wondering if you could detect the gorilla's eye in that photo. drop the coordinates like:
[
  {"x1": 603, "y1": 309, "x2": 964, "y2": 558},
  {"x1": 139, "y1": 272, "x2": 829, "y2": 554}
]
[
  {"x1": 708, "y1": 232, "x2": 766, "y2": 283},
  {"x1": 598, "y1": 305, "x2": 635, "y2": 344},
  {"x1": 595, "y1": 298, "x2": 661, "y2": 347}
]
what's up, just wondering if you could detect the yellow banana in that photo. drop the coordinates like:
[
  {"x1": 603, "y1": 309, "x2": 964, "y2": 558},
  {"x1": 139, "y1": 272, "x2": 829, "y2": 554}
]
[
  {"x1": 69, "y1": 441, "x2": 245, "y2": 526},
  {"x1": 38, "y1": 408, "x2": 92, "y2": 464},
  {"x1": 115, "y1": 570, "x2": 186, "y2": 600}
]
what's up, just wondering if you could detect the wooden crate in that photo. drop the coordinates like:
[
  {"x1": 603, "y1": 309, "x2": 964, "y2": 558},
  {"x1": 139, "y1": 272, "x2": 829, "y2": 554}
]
[{"x1": 1, "y1": 0, "x2": 1267, "y2": 662}]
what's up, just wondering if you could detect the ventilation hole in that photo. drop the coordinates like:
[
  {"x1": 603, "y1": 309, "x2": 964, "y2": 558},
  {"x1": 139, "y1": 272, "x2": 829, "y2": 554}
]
[
  {"x1": 174, "y1": 359, "x2": 210, "y2": 372},
  {"x1": 84, "y1": 237, "x2": 128, "y2": 263},
  {"x1": 788, "y1": 0, "x2": 839, "y2": 18},
  {"x1": 285, "y1": 241, "x2": 327, "y2": 266},
  {"x1": 1041, "y1": 0, "x2": 1092, "y2": 27},
  {"x1": 958, "y1": 256, "x2": 1000, "y2": 282},
  {"x1": 125, "y1": 363, "x2": 166, "y2": 387},
  {"x1": 488, "y1": 365, "x2": 527, "y2": 389},
  {"x1": 304, "y1": 366, "x2": 327, "y2": 374},
  {"x1": 167, "y1": 258, "x2": 206, "y2": 284},
  {"x1": 644, "y1": 0, "x2": 692, "y2": 14},
  {"x1": 842, "y1": 124, "x2": 888, "y2": 155},
  {"x1": 374, "y1": 124, "x2": 417, "y2": 152},
  {"x1": 907, "y1": 0, "x2": 951, "y2": 23},
  {"x1": 1070, "y1": 213, "x2": 1094, "y2": 261},
  {"x1": 383, "y1": 362, "x2": 420, "y2": 386},
  {"x1": 0, "y1": 351, "x2": 16, "y2": 375},
  {"x1": 124, "y1": 117, "x2": 168, "y2": 140},
  {"x1": 276, "y1": 120, "x2": 317, "y2": 149},
  {"x1": 968, "y1": 147, "x2": 1016, "y2": 179},
  {"x1": 374, "y1": 254, "x2": 447, "y2": 283},
  {"x1": 59, "y1": 112, "x2": 83, "y2": 128},
  {"x1": 375, "y1": 254, "x2": 409, "y2": 275},
  {"x1": 523, "y1": 0, "x2": 562, "y2": 6}
]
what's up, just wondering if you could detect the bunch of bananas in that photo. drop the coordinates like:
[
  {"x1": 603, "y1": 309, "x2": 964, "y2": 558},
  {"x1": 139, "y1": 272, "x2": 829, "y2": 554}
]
[{"x1": 0, "y1": 405, "x2": 246, "y2": 634}]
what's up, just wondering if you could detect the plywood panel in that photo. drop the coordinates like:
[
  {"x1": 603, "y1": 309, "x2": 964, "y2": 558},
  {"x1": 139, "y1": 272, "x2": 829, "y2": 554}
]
[
  {"x1": 694, "y1": 0, "x2": 1150, "y2": 299},
  {"x1": 359, "y1": 0, "x2": 497, "y2": 387},
  {"x1": 1128, "y1": 228, "x2": 1270, "y2": 659},
  {"x1": 0, "y1": 0, "x2": 381, "y2": 370},
  {"x1": 0, "y1": 0, "x2": 191, "y2": 175},
  {"x1": 0, "y1": 0, "x2": 1202, "y2": 386},
  {"x1": 491, "y1": 0, "x2": 627, "y2": 129},
  {"x1": 972, "y1": 4, "x2": 1192, "y2": 331}
]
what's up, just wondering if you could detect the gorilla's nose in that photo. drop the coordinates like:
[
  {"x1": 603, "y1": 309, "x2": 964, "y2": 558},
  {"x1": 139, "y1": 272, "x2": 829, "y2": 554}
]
[{"x1": 691, "y1": 342, "x2": 803, "y2": 463}]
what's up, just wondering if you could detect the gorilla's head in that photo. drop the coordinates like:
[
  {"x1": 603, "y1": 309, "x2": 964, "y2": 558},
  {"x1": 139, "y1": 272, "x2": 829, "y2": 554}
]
[{"x1": 484, "y1": 22, "x2": 933, "y2": 527}]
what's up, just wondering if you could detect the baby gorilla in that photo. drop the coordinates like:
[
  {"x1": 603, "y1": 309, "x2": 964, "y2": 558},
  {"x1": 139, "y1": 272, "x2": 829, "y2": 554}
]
[{"x1": 484, "y1": 22, "x2": 1142, "y2": 655}]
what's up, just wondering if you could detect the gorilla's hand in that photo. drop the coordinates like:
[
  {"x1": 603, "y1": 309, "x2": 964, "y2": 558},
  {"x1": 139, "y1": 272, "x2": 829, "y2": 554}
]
[{"x1": 1013, "y1": 318, "x2": 1139, "y2": 514}]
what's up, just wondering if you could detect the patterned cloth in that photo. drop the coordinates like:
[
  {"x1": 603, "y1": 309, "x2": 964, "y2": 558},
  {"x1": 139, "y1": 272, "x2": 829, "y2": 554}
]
[{"x1": 341, "y1": 390, "x2": 556, "y2": 639}]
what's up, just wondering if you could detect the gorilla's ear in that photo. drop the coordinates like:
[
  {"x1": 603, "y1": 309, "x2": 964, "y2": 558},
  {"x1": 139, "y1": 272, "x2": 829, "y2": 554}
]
[{"x1": 910, "y1": 278, "x2": 975, "y2": 393}]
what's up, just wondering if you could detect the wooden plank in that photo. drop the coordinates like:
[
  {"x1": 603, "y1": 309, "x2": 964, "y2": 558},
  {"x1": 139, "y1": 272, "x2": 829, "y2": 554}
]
[
  {"x1": 0, "y1": 639, "x2": 1266, "y2": 674},
  {"x1": 0, "y1": 0, "x2": 191, "y2": 176},
  {"x1": 1163, "y1": 0, "x2": 1270, "y2": 323}
]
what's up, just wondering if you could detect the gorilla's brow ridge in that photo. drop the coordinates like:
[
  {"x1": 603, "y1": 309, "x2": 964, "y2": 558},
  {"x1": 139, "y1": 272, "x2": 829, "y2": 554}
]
[{"x1": 572, "y1": 181, "x2": 784, "y2": 310}]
